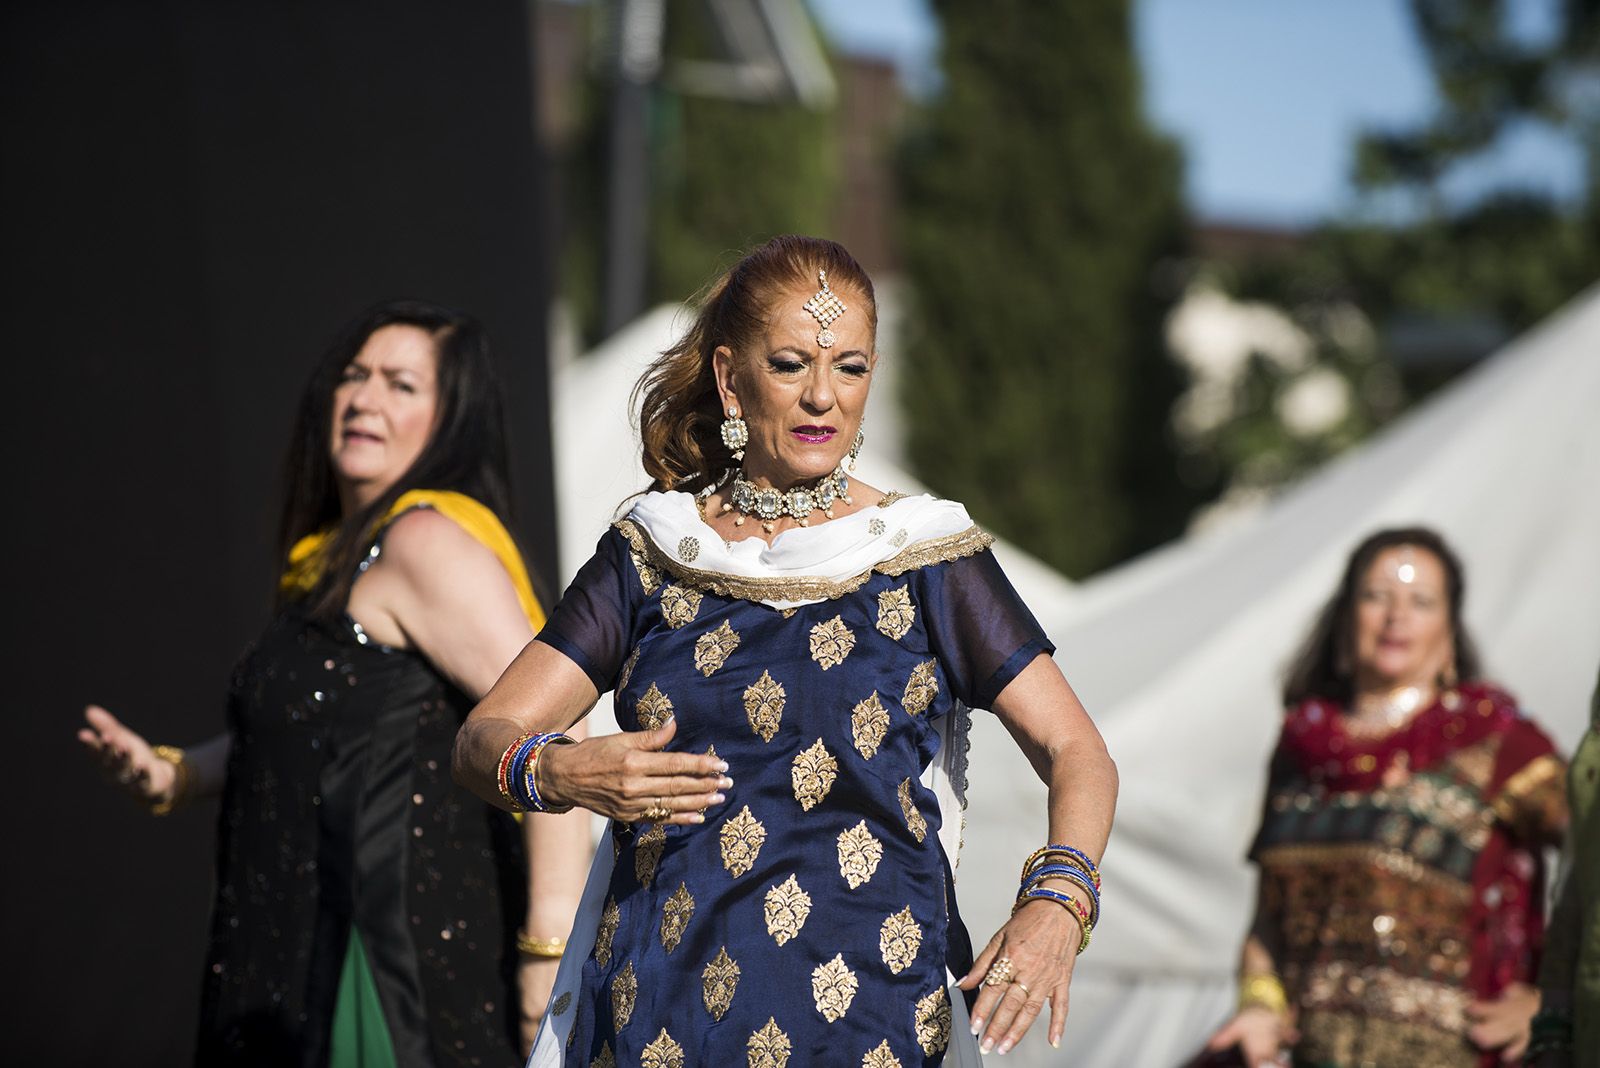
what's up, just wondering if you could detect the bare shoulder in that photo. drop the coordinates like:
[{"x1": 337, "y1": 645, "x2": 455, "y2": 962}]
[{"x1": 378, "y1": 507, "x2": 500, "y2": 578}]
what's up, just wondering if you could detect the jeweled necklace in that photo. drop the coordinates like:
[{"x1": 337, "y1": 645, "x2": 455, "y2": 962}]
[{"x1": 716, "y1": 464, "x2": 853, "y2": 534}]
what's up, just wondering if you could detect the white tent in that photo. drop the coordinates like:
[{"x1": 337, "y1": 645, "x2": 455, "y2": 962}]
[{"x1": 550, "y1": 285, "x2": 1600, "y2": 1066}]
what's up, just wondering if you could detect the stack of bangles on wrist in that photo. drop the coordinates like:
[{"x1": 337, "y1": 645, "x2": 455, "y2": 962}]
[
  {"x1": 496, "y1": 730, "x2": 577, "y2": 813},
  {"x1": 1525, "y1": 1006, "x2": 1573, "y2": 1058},
  {"x1": 1010, "y1": 844, "x2": 1100, "y2": 954}
]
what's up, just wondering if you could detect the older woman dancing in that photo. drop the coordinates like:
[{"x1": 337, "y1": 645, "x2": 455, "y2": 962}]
[
  {"x1": 1208, "y1": 527, "x2": 1567, "y2": 1068},
  {"x1": 453, "y1": 235, "x2": 1117, "y2": 1065}
]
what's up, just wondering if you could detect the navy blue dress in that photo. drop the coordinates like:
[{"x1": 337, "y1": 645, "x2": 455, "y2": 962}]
[{"x1": 537, "y1": 518, "x2": 1051, "y2": 1067}]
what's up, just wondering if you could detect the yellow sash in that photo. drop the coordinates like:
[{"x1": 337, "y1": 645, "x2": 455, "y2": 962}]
[{"x1": 279, "y1": 489, "x2": 545, "y2": 630}]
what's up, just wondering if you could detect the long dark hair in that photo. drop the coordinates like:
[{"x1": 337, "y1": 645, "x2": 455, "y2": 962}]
[
  {"x1": 1283, "y1": 526, "x2": 1483, "y2": 705},
  {"x1": 633, "y1": 235, "x2": 877, "y2": 493},
  {"x1": 277, "y1": 299, "x2": 516, "y2": 621}
]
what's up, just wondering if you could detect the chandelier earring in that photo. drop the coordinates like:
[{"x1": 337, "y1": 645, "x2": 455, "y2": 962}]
[
  {"x1": 719, "y1": 405, "x2": 748, "y2": 462},
  {"x1": 843, "y1": 423, "x2": 865, "y2": 474}
]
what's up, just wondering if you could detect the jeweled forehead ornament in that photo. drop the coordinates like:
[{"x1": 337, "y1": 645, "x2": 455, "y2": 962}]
[
  {"x1": 1390, "y1": 546, "x2": 1418, "y2": 584},
  {"x1": 802, "y1": 269, "x2": 848, "y2": 348}
]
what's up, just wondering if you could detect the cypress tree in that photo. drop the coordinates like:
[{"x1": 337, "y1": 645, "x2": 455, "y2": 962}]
[{"x1": 898, "y1": 0, "x2": 1190, "y2": 578}]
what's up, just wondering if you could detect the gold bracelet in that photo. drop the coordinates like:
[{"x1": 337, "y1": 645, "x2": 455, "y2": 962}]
[
  {"x1": 1238, "y1": 972, "x2": 1289, "y2": 1018},
  {"x1": 149, "y1": 745, "x2": 191, "y2": 817},
  {"x1": 516, "y1": 930, "x2": 566, "y2": 958}
]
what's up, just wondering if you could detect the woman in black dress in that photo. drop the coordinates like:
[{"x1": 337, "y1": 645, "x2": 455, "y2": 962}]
[{"x1": 79, "y1": 301, "x2": 590, "y2": 1067}]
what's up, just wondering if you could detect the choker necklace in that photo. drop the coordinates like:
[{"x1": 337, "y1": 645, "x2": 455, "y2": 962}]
[
  {"x1": 717, "y1": 465, "x2": 853, "y2": 534},
  {"x1": 1352, "y1": 685, "x2": 1429, "y2": 729}
]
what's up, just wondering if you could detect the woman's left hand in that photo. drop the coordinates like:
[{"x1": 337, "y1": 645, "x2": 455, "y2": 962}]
[
  {"x1": 1465, "y1": 981, "x2": 1539, "y2": 1061},
  {"x1": 517, "y1": 955, "x2": 561, "y2": 1055},
  {"x1": 958, "y1": 896, "x2": 1084, "y2": 1055}
]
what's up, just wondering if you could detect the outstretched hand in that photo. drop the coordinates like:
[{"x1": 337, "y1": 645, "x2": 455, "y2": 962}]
[
  {"x1": 537, "y1": 717, "x2": 730, "y2": 826},
  {"x1": 77, "y1": 704, "x2": 174, "y2": 806}
]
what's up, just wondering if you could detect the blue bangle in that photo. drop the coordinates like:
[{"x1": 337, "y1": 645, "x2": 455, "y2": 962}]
[
  {"x1": 522, "y1": 733, "x2": 576, "y2": 813},
  {"x1": 1024, "y1": 867, "x2": 1100, "y2": 927},
  {"x1": 1022, "y1": 863, "x2": 1100, "y2": 904},
  {"x1": 1021, "y1": 865, "x2": 1100, "y2": 910},
  {"x1": 1041, "y1": 844, "x2": 1099, "y2": 880},
  {"x1": 506, "y1": 735, "x2": 545, "y2": 810}
]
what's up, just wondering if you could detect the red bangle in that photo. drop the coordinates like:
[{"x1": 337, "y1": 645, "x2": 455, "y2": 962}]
[{"x1": 496, "y1": 730, "x2": 539, "y2": 809}]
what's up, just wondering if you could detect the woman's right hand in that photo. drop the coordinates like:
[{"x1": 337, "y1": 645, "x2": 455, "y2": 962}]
[
  {"x1": 537, "y1": 717, "x2": 730, "y2": 826},
  {"x1": 1206, "y1": 1006, "x2": 1293, "y2": 1068},
  {"x1": 77, "y1": 704, "x2": 174, "y2": 806}
]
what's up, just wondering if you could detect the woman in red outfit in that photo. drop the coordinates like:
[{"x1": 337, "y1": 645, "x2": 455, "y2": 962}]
[{"x1": 1208, "y1": 527, "x2": 1567, "y2": 1068}]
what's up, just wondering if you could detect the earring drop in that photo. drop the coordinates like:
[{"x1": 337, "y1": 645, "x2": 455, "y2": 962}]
[{"x1": 719, "y1": 405, "x2": 748, "y2": 462}]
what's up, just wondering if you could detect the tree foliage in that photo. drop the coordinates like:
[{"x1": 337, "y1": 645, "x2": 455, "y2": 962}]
[
  {"x1": 897, "y1": 0, "x2": 1192, "y2": 578},
  {"x1": 647, "y1": 3, "x2": 838, "y2": 305},
  {"x1": 560, "y1": 1, "x2": 839, "y2": 343}
]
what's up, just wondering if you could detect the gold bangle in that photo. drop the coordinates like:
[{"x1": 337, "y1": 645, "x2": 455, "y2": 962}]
[
  {"x1": 516, "y1": 930, "x2": 566, "y2": 958},
  {"x1": 1238, "y1": 972, "x2": 1289, "y2": 1017},
  {"x1": 149, "y1": 745, "x2": 191, "y2": 817}
]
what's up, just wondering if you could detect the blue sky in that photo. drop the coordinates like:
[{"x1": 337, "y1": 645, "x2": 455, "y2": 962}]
[{"x1": 805, "y1": 0, "x2": 1588, "y2": 225}]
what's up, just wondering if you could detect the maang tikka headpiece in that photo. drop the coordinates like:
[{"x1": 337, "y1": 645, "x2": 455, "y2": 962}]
[{"x1": 802, "y1": 269, "x2": 847, "y2": 348}]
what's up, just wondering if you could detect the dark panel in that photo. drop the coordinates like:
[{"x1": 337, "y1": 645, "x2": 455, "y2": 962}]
[{"x1": 0, "y1": 3, "x2": 552, "y2": 1063}]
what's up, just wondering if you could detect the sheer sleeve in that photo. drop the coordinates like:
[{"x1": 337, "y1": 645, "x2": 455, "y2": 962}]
[
  {"x1": 535, "y1": 528, "x2": 639, "y2": 694},
  {"x1": 919, "y1": 548, "x2": 1055, "y2": 710}
]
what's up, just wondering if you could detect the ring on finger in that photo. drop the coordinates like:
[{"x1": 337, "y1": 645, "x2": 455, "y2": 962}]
[
  {"x1": 1014, "y1": 979, "x2": 1031, "y2": 997},
  {"x1": 982, "y1": 956, "x2": 1015, "y2": 987}
]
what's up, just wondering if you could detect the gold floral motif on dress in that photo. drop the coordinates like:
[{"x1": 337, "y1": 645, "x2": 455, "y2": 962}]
[
  {"x1": 744, "y1": 671, "x2": 786, "y2": 742},
  {"x1": 862, "y1": 1041, "x2": 902, "y2": 1068},
  {"x1": 898, "y1": 778, "x2": 928, "y2": 843},
  {"x1": 902, "y1": 660, "x2": 939, "y2": 716},
  {"x1": 837, "y1": 821, "x2": 884, "y2": 888},
  {"x1": 618, "y1": 647, "x2": 640, "y2": 690},
  {"x1": 660, "y1": 882, "x2": 695, "y2": 953},
  {"x1": 702, "y1": 946, "x2": 740, "y2": 1020},
  {"x1": 720, "y1": 805, "x2": 767, "y2": 877},
  {"x1": 913, "y1": 985, "x2": 951, "y2": 1054},
  {"x1": 641, "y1": 1028, "x2": 685, "y2": 1068},
  {"x1": 552, "y1": 991, "x2": 572, "y2": 1016},
  {"x1": 879, "y1": 906, "x2": 922, "y2": 974},
  {"x1": 611, "y1": 960, "x2": 637, "y2": 1032},
  {"x1": 809, "y1": 615, "x2": 856, "y2": 670},
  {"x1": 851, "y1": 691, "x2": 889, "y2": 759},
  {"x1": 635, "y1": 823, "x2": 665, "y2": 887},
  {"x1": 875, "y1": 586, "x2": 915, "y2": 640},
  {"x1": 591, "y1": 1043, "x2": 615, "y2": 1068},
  {"x1": 594, "y1": 897, "x2": 620, "y2": 966},
  {"x1": 764, "y1": 874, "x2": 812, "y2": 945},
  {"x1": 747, "y1": 1018, "x2": 792, "y2": 1068},
  {"x1": 811, "y1": 953, "x2": 859, "y2": 1022},
  {"x1": 637, "y1": 682, "x2": 674, "y2": 730},
  {"x1": 792, "y1": 738, "x2": 838, "y2": 811},
  {"x1": 660, "y1": 584, "x2": 703, "y2": 629},
  {"x1": 694, "y1": 620, "x2": 740, "y2": 677},
  {"x1": 631, "y1": 551, "x2": 661, "y2": 595}
]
